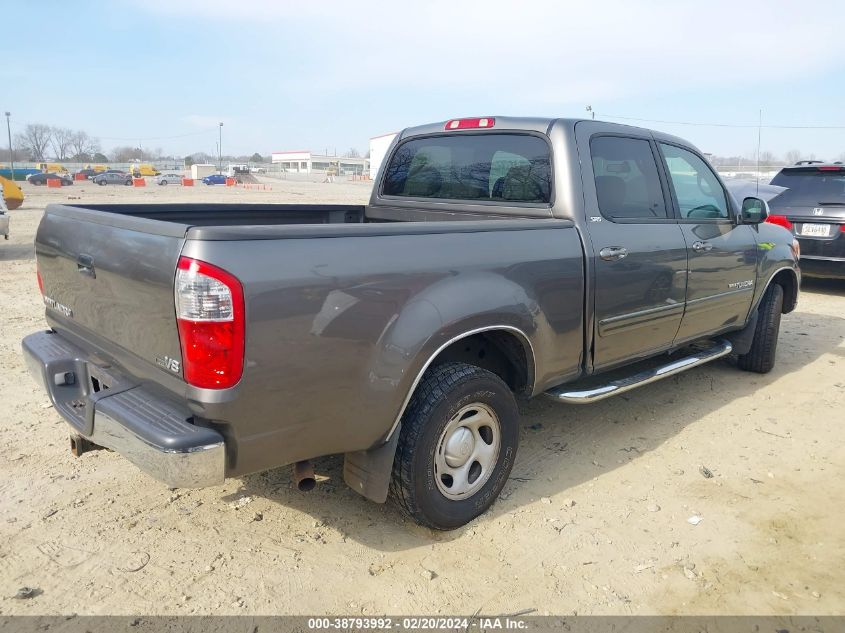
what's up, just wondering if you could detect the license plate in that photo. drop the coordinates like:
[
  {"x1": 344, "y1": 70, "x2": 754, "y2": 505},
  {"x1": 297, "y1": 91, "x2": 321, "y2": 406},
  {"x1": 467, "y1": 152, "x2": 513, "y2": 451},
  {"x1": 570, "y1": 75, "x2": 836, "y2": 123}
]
[{"x1": 801, "y1": 223, "x2": 830, "y2": 237}]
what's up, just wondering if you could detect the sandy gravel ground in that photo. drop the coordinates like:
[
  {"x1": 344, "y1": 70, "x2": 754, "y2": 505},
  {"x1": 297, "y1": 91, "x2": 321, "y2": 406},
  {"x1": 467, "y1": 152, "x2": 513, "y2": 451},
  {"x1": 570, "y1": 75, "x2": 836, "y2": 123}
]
[{"x1": 1, "y1": 179, "x2": 843, "y2": 616}]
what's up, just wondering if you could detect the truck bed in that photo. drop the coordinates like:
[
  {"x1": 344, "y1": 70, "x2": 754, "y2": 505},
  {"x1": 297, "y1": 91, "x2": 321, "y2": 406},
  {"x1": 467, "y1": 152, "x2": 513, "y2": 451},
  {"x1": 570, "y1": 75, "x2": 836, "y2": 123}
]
[{"x1": 68, "y1": 203, "x2": 368, "y2": 226}]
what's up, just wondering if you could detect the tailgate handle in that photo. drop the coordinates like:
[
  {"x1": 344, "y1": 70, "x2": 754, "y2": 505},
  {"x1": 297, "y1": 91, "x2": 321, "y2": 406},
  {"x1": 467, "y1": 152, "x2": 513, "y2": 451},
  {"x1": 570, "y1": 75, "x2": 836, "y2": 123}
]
[{"x1": 77, "y1": 254, "x2": 96, "y2": 278}]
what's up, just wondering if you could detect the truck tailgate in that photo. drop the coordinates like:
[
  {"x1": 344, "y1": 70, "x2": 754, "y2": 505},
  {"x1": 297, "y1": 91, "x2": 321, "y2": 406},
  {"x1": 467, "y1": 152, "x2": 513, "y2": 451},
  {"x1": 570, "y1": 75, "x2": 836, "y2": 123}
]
[{"x1": 35, "y1": 206, "x2": 186, "y2": 383}]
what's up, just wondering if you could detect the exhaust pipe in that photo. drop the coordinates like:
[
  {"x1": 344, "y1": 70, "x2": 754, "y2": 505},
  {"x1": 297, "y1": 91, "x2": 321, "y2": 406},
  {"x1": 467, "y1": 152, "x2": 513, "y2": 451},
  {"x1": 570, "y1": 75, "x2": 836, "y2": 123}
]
[{"x1": 293, "y1": 460, "x2": 316, "y2": 492}]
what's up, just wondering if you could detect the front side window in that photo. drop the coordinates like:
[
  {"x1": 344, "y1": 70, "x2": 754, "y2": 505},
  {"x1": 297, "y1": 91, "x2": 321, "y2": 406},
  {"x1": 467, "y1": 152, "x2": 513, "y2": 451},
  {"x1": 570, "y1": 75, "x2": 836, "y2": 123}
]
[
  {"x1": 660, "y1": 143, "x2": 729, "y2": 219},
  {"x1": 590, "y1": 136, "x2": 668, "y2": 219},
  {"x1": 382, "y1": 133, "x2": 551, "y2": 203}
]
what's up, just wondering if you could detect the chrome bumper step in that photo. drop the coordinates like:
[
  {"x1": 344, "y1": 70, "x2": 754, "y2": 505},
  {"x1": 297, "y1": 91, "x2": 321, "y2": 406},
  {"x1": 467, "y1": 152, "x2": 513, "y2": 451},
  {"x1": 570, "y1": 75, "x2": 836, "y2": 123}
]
[{"x1": 545, "y1": 340, "x2": 733, "y2": 404}]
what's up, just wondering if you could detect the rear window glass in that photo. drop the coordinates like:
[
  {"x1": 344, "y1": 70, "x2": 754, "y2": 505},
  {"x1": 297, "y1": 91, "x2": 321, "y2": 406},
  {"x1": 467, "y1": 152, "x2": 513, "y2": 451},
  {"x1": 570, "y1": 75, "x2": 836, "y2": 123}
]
[
  {"x1": 382, "y1": 133, "x2": 551, "y2": 203},
  {"x1": 769, "y1": 169, "x2": 845, "y2": 204}
]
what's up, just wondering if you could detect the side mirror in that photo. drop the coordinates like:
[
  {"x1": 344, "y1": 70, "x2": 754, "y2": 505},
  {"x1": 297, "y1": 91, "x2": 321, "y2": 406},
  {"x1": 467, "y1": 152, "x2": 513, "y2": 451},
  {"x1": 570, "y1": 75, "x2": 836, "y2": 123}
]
[{"x1": 741, "y1": 197, "x2": 769, "y2": 224}]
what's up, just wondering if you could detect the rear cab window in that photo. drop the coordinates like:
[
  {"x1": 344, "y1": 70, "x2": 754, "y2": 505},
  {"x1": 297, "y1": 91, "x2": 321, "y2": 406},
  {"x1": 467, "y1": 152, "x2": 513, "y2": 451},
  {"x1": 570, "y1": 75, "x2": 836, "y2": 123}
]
[{"x1": 381, "y1": 133, "x2": 551, "y2": 204}]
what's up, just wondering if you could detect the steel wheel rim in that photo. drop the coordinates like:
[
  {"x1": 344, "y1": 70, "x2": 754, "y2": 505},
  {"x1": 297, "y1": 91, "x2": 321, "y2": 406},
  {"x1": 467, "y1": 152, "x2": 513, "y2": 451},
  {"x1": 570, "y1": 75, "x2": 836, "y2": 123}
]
[{"x1": 434, "y1": 402, "x2": 501, "y2": 500}]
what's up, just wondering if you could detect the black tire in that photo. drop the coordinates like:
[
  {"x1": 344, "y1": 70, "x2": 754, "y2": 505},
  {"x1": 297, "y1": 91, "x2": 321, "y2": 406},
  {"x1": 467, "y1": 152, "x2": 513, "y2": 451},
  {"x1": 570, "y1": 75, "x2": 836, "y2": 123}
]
[
  {"x1": 124, "y1": 179, "x2": 133, "y2": 186},
  {"x1": 737, "y1": 283, "x2": 784, "y2": 373},
  {"x1": 160, "y1": 180, "x2": 167, "y2": 185},
  {"x1": 390, "y1": 362, "x2": 519, "y2": 530},
  {"x1": 98, "y1": 180, "x2": 106, "y2": 186}
]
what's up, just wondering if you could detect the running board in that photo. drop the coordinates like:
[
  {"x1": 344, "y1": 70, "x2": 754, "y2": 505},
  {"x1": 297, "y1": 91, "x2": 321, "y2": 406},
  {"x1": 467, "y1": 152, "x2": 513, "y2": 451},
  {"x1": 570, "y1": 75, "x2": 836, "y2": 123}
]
[{"x1": 545, "y1": 340, "x2": 733, "y2": 404}]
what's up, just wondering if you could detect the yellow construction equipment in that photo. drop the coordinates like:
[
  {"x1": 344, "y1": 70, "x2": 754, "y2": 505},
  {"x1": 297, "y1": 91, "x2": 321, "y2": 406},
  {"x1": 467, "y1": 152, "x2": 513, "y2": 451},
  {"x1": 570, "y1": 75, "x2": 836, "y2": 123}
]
[{"x1": 0, "y1": 175, "x2": 24, "y2": 210}]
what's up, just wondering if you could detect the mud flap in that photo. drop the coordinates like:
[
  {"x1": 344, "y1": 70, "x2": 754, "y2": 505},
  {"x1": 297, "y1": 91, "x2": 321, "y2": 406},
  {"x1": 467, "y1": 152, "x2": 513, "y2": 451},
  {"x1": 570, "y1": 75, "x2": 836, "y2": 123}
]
[
  {"x1": 725, "y1": 308, "x2": 759, "y2": 356},
  {"x1": 343, "y1": 425, "x2": 401, "y2": 504}
]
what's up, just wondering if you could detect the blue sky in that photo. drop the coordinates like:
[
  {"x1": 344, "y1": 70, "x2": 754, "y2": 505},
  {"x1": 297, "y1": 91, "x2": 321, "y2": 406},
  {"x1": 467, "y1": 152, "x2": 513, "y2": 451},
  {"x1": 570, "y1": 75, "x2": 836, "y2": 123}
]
[{"x1": 4, "y1": 0, "x2": 845, "y2": 160}]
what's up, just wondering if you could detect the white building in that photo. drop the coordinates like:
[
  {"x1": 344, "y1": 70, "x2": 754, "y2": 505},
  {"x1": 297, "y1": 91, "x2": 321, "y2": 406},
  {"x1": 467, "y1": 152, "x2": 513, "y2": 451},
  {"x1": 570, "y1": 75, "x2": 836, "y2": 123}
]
[
  {"x1": 271, "y1": 150, "x2": 368, "y2": 175},
  {"x1": 368, "y1": 132, "x2": 398, "y2": 179},
  {"x1": 191, "y1": 164, "x2": 216, "y2": 180}
]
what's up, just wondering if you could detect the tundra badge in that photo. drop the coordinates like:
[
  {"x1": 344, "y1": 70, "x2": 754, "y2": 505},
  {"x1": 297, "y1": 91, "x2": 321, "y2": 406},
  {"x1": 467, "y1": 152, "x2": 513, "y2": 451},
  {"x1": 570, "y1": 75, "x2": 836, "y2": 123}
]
[
  {"x1": 43, "y1": 296, "x2": 73, "y2": 318},
  {"x1": 728, "y1": 280, "x2": 754, "y2": 290}
]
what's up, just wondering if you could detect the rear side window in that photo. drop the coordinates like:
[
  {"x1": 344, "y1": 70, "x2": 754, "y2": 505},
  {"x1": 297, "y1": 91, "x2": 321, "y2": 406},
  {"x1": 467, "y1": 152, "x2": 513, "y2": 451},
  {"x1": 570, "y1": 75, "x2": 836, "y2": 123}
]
[
  {"x1": 382, "y1": 133, "x2": 551, "y2": 203},
  {"x1": 769, "y1": 169, "x2": 845, "y2": 204},
  {"x1": 589, "y1": 136, "x2": 668, "y2": 219}
]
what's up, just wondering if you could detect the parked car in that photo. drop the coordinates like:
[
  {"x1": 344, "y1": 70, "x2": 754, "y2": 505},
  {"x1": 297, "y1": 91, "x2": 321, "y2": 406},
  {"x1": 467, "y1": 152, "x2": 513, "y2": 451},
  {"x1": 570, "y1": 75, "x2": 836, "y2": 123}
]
[
  {"x1": 158, "y1": 173, "x2": 184, "y2": 186},
  {"x1": 27, "y1": 172, "x2": 73, "y2": 186},
  {"x1": 250, "y1": 166, "x2": 266, "y2": 174},
  {"x1": 92, "y1": 172, "x2": 133, "y2": 186},
  {"x1": 202, "y1": 173, "x2": 227, "y2": 185},
  {"x1": 75, "y1": 169, "x2": 98, "y2": 180},
  {"x1": 766, "y1": 162, "x2": 845, "y2": 279},
  {"x1": 22, "y1": 117, "x2": 799, "y2": 530}
]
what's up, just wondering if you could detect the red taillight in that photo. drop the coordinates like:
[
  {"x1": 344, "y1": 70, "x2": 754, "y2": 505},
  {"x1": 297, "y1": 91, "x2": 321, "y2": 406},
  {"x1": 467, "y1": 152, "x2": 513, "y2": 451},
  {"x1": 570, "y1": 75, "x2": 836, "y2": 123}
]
[
  {"x1": 444, "y1": 117, "x2": 495, "y2": 130},
  {"x1": 817, "y1": 166, "x2": 843, "y2": 171},
  {"x1": 36, "y1": 264, "x2": 44, "y2": 295},
  {"x1": 174, "y1": 256, "x2": 244, "y2": 389},
  {"x1": 765, "y1": 214, "x2": 793, "y2": 230}
]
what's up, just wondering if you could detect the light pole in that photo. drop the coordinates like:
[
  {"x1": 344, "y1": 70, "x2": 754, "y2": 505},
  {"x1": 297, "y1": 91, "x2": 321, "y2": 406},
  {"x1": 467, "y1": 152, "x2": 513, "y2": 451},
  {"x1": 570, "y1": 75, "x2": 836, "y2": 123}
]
[
  {"x1": 4, "y1": 112, "x2": 13, "y2": 180},
  {"x1": 218, "y1": 122, "x2": 223, "y2": 173}
]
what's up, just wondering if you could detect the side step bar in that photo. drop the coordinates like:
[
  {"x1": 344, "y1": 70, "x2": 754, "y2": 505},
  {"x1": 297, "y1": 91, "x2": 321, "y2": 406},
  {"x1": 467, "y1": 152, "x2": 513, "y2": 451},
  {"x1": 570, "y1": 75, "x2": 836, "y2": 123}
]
[{"x1": 545, "y1": 340, "x2": 733, "y2": 404}]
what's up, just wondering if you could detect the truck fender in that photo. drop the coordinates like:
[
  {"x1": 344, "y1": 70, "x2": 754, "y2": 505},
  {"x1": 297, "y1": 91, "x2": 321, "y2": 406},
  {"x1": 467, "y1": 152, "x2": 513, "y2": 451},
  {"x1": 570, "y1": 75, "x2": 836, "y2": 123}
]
[
  {"x1": 346, "y1": 272, "x2": 539, "y2": 503},
  {"x1": 366, "y1": 271, "x2": 538, "y2": 410}
]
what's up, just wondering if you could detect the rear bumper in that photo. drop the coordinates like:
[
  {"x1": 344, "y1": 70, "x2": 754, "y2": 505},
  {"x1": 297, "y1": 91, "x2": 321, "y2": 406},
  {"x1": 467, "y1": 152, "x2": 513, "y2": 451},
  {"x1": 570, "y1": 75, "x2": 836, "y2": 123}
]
[
  {"x1": 22, "y1": 330, "x2": 225, "y2": 488},
  {"x1": 799, "y1": 256, "x2": 845, "y2": 279}
]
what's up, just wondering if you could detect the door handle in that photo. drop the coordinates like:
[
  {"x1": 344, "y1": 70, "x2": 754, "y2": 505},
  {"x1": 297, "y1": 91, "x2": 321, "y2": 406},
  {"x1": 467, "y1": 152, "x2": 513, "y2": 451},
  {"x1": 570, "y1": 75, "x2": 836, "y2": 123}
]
[
  {"x1": 691, "y1": 241, "x2": 713, "y2": 253},
  {"x1": 77, "y1": 254, "x2": 96, "y2": 278},
  {"x1": 599, "y1": 246, "x2": 628, "y2": 261}
]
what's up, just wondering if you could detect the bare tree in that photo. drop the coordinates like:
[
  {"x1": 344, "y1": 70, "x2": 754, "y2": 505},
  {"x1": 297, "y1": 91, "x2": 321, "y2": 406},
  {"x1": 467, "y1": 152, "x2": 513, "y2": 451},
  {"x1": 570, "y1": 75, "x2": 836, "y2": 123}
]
[
  {"x1": 784, "y1": 149, "x2": 802, "y2": 165},
  {"x1": 14, "y1": 124, "x2": 52, "y2": 161},
  {"x1": 759, "y1": 150, "x2": 778, "y2": 167},
  {"x1": 50, "y1": 127, "x2": 74, "y2": 161},
  {"x1": 189, "y1": 152, "x2": 213, "y2": 163},
  {"x1": 69, "y1": 130, "x2": 101, "y2": 160},
  {"x1": 344, "y1": 148, "x2": 361, "y2": 158},
  {"x1": 112, "y1": 146, "x2": 155, "y2": 161}
]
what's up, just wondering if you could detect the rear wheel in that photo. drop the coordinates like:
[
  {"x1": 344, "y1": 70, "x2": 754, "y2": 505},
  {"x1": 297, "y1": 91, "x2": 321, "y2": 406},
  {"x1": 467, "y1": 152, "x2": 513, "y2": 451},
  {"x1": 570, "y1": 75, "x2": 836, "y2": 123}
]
[
  {"x1": 737, "y1": 284, "x2": 784, "y2": 374},
  {"x1": 390, "y1": 362, "x2": 519, "y2": 530}
]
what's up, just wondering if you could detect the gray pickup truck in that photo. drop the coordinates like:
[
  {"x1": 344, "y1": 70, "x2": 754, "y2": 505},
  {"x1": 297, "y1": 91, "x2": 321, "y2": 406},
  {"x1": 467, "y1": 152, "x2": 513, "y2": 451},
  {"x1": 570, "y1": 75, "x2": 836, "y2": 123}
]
[{"x1": 23, "y1": 117, "x2": 800, "y2": 529}]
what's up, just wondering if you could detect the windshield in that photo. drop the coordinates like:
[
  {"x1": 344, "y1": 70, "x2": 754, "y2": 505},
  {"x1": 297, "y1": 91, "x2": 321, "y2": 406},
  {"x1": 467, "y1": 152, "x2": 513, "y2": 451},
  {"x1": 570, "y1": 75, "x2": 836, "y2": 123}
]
[{"x1": 769, "y1": 169, "x2": 845, "y2": 205}]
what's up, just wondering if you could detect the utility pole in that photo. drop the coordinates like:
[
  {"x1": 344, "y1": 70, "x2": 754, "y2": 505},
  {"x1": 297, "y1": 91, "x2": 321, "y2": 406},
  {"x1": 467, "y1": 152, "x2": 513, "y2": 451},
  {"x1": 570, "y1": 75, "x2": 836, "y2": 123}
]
[
  {"x1": 585, "y1": 105, "x2": 594, "y2": 120},
  {"x1": 219, "y1": 122, "x2": 224, "y2": 173},
  {"x1": 4, "y1": 112, "x2": 13, "y2": 180}
]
